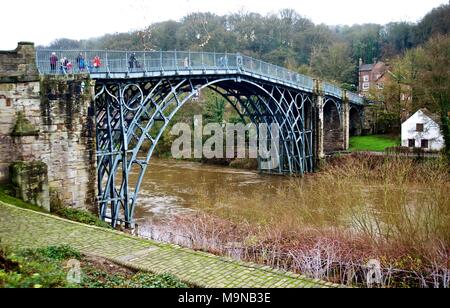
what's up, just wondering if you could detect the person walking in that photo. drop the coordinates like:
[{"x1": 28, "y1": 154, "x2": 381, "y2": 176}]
[{"x1": 50, "y1": 52, "x2": 58, "y2": 73}]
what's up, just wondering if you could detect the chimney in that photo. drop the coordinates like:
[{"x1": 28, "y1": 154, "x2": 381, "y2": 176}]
[
  {"x1": 359, "y1": 58, "x2": 363, "y2": 67},
  {"x1": 373, "y1": 57, "x2": 377, "y2": 64}
]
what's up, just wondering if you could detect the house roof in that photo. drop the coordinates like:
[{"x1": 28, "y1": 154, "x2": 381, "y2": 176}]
[
  {"x1": 419, "y1": 108, "x2": 442, "y2": 125},
  {"x1": 359, "y1": 64, "x2": 374, "y2": 71}
]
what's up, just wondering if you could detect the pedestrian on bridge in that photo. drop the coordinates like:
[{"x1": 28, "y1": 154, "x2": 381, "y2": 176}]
[
  {"x1": 93, "y1": 55, "x2": 101, "y2": 71},
  {"x1": 76, "y1": 53, "x2": 85, "y2": 72},
  {"x1": 183, "y1": 57, "x2": 189, "y2": 68},
  {"x1": 129, "y1": 53, "x2": 137, "y2": 71},
  {"x1": 60, "y1": 57, "x2": 69, "y2": 74},
  {"x1": 219, "y1": 55, "x2": 228, "y2": 67},
  {"x1": 50, "y1": 52, "x2": 58, "y2": 73},
  {"x1": 66, "y1": 61, "x2": 73, "y2": 74}
]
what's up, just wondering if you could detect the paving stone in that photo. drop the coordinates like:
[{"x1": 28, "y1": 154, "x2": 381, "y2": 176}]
[{"x1": 0, "y1": 202, "x2": 340, "y2": 288}]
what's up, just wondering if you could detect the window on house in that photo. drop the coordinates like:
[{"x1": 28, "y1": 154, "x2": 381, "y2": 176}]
[
  {"x1": 408, "y1": 139, "x2": 415, "y2": 148},
  {"x1": 362, "y1": 83, "x2": 370, "y2": 91},
  {"x1": 377, "y1": 83, "x2": 384, "y2": 90},
  {"x1": 421, "y1": 139, "x2": 429, "y2": 149},
  {"x1": 363, "y1": 75, "x2": 369, "y2": 82},
  {"x1": 416, "y1": 123, "x2": 424, "y2": 132}
]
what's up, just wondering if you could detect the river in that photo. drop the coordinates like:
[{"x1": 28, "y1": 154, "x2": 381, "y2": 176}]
[{"x1": 129, "y1": 159, "x2": 291, "y2": 237}]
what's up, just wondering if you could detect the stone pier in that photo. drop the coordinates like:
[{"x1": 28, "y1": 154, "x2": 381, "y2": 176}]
[
  {"x1": 0, "y1": 42, "x2": 96, "y2": 212},
  {"x1": 343, "y1": 94, "x2": 350, "y2": 150},
  {"x1": 314, "y1": 81, "x2": 351, "y2": 163},
  {"x1": 314, "y1": 81, "x2": 325, "y2": 160}
]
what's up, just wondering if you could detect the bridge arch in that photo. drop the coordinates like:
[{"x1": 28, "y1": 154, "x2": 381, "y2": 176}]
[
  {"x1": 94, "y1": 76, "x2": 315, "y2": 227},
  {"x1": 349, "y1": 106, "x2": 363, "y2": 137},
  {"x1": 323, "y1": 97, "x2": 344, "y2": 153},
  {"x1": 214, "y1": 80, "x2": 314, "y2": 174}
]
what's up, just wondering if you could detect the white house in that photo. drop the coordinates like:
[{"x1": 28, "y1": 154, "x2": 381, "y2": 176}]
[{"x1": 401, "y1": 109, "x2": 445, "y2": 151}]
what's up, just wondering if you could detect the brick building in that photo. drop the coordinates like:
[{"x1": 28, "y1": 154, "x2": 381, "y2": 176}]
[
  {"x1": 359, "y1": 59, "x2": 412, "y2": 117},
  {"x1": 358, "y1": 59, "x2": 388, "y2": 94}
]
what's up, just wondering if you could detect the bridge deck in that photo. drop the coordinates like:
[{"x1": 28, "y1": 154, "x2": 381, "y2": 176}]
[
  {"x1": 36, "y1": 49, "x2": 364, "y2": 105},
  {"x1": 0, "y1": 201, "x2": 340, "y2": 288}
]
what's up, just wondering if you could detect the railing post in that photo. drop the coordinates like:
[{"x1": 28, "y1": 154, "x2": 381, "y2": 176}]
[
  {"x1": 160, "y1": 50, "x2": 163, "y2": 73},
  {"x1": 143, "y1": 52, "x2": 147, "y2": 73},
  {"x1": 225, "y1": 51, "x2": 228, "y2": 70},
  {"x1": 106, "y1": 50, "x2": 110, "y2": 75},
  {"x1": 126, "y1": 51, "x2": 129, "y2": 73},
  {"x1": 201, "y1": 51, "x2": 205, "y2": 71},
  {"x1": 236, "y1": 53, "x2": 242, "y2": 72},
  {"x1": 174, "y1": 49, "x2": 178, "y2": 71},
  {"x1": 188, "y1": 50, "x2": 191, "y2": 70}
]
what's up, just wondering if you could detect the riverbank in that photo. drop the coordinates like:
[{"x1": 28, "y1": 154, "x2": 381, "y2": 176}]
[{"x1": 142, "y1": 154, "x2": 450, "y2": 288}]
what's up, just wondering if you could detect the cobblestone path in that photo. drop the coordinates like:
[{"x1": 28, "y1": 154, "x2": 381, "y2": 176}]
[{"x1": 0, "y1": 202, "x2": 340, "y2": 288}]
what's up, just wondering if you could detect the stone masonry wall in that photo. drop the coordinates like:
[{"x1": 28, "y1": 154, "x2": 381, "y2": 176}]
[
  {"x1": 323, "y1": 102, "x2": 345, "y2": 153},
  {"x1": 362, "y1": 104, "x2": 378, "y2": 135},
  {"x1": 0, "y1": 42, "x2": 39, "y2": 83},
  {"x1": 0, "y1": 43, "x2": 97, "y2": 211}
]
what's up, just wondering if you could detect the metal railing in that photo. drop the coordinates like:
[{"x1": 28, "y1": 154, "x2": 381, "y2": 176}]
[
  {"x1": 322, "y1": 82, "x2": 343, "y2": 98},
  {"x1": 36, "y1": 49, "x2": 363, "y2": 104},
  {"x1": 346, "y1": 91, "x2": 364, "y2": 105}
]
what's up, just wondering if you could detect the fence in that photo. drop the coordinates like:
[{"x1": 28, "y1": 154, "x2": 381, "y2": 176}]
[{"x1": 36, "y1": 49, "x2": 363, "y2": 104}]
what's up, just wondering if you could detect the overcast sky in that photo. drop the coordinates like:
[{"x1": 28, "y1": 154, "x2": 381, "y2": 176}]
[{"x1": 1, "y1": 0, "x2": 448, "y2": 49}]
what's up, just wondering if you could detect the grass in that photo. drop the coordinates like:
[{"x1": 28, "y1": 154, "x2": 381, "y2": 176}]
[
  {"x1": 349, "y1": 135, "x2": 400, "y2": 152},
  {"x1": 0, "y1": 245, "x2": 188, "y2": 288},
  {"x1": 51, "y1": 202, "x2": 111, "y2": 229},
  {"x1": 0, "y1": 184, "x2": 46, "y2": 213},
  {"x1": 0, "y1": 183, "x2": 111, "y2": 229}
]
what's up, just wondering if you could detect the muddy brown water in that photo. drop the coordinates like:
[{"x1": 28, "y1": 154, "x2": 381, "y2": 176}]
[{"x1": 130, "y1": 159, "x2": 290, "y2": 237}]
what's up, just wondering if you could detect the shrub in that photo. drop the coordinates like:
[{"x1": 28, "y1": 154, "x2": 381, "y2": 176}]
[
  {"x1": 33, "y1": 245, "x2": 81, "y2": 261},
  {"x1": 0, "y1": 246, "x2": 189, "y2": 288}
]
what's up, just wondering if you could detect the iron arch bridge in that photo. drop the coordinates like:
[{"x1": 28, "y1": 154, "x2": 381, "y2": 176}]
[{"x1": 36, "y1": 50, "x2": 365, "y2": 227}]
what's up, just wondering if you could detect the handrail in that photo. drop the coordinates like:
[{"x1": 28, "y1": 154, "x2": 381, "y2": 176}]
[
  {"x1": 346, "y1": 91, "x2": 364, "y2": 105},
  {"x1": 36, "y1": 49, "x2": 364, "y2": 105}
]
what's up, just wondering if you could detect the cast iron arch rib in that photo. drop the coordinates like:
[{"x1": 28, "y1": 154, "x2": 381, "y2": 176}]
[{"x1": 95, "y1": 76, "x2": 317, "y2": 227}]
